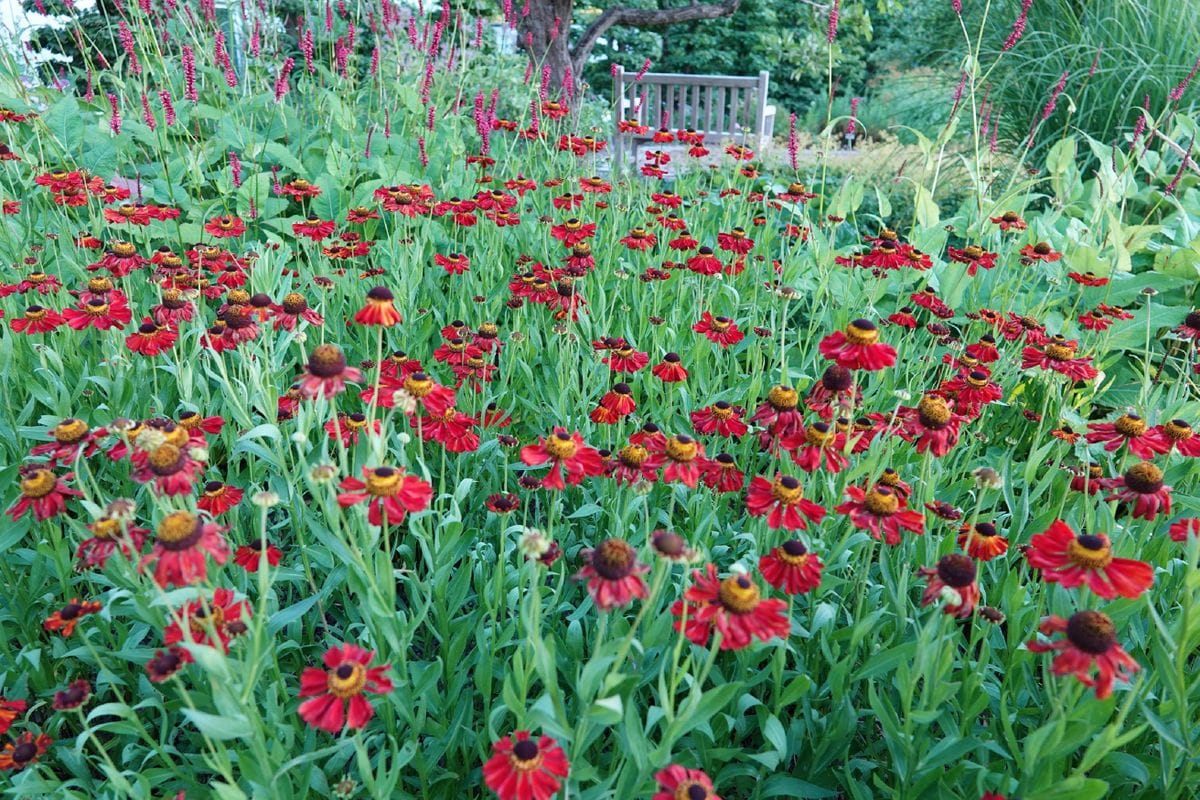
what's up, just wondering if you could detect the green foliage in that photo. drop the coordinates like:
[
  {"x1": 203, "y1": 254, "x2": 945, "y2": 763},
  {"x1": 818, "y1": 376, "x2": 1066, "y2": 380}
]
[{"x1": 874, "y1": 0, "x2": 1200, "y2": 158}]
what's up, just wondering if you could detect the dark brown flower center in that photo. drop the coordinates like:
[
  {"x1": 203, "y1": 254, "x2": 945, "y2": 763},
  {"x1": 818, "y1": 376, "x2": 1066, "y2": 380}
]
[
  {"x1": 308, "y1": 344, "x2": 348, "y2": 378},
  {"x1": 12, "y1": 742, "x2": 37, "y2": 763},
  {"x1": 591, "y1": 539, "x2": 637, "y2": 580},
  {"x1": 821, "y1": 365, "x2": 853, "y2": 391},
  {"x1": 1065, "y1": 610, "x2": 1116, "y2": 654},
  {"x1": 936, "y1": 554, "x2": 977, "y2": 588},
  {"x1": 1123, "y1": 462, "x2": 1164, "y2": 494}
]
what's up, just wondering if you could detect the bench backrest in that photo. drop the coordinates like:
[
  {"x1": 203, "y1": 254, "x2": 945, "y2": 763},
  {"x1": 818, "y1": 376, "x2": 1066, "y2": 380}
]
[{"x1": 612, "y1": 67, "x2": 770, "y2": 140}]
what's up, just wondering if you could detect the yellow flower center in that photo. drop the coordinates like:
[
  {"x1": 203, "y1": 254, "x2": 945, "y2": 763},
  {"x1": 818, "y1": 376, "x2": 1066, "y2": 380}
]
[
  {"x1": 844, "y1": 319, "x2": 879, "y2": 345},
  {"x1": 863, "y1": 488, "x2": 899, "y2": 516},
  {"x1": 148, "y1": 444, "x2": 184, "y2": 475},
  {"x1": 403, "y1": 374, "x2": 434, "y2": 398},
  {"x1": 365, "y1": 467, "x2": 403, "y2": 497},
  {"x1": 544, "y1": 433, "x2": 578, "y2": 460},
  {"x1": 664, "y1": 436, "x2": 698, "y2": 463},
  {"x1": 21, "y1": 469, "x2": 57, "y2": 498},
  {"x1": 918, "y1": 395, "x2": 952, "y2": 427},
  {"x1": 1044, "y1": 342, "x2": 1076, "y2": 360},
  {"x1": 110, "y1": 241, "x2": 137, "y2": 257},
  {"x1": 1066, "y1": 535, "x2": 1114, "y2": 570},
  {"x1": 1113, "y1": 414, "x2": 1147, "y2": 437},
  {"x1": 54, "y1": 418, "x2": 89, "y2": 443},
  {"x1": 805, "y1": 424, "x2": 835, "y2": 447},
  {"x1": 326, "y1": 662, "x2": 366, "y2": 698},
  {"x1": 157, "y1": 512, "x2": 201, "y2": 547},
  {"x1": 91, "y1": 518, "x2": 119, "y2": 540},
  {"x1": 767, "y1": 385, "x2": 799, "y2": 411},
  {"x1": 771, "y1": 477, "x2": 804, "y2": 505},
  {"x1": 718, "y1": 575, "x2": 761, "y2": 614},
  {"x1": 618, "y1": 445, "x2": 648, "y2": 467},
  {"x1": 1163, "y1": 420, "x2": 1193, "y2": 442}
]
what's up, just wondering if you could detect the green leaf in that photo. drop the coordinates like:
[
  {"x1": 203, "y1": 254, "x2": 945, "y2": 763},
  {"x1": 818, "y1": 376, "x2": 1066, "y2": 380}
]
[{"x1": 181, "y1": 708, "x2": 253, "y2": 741}]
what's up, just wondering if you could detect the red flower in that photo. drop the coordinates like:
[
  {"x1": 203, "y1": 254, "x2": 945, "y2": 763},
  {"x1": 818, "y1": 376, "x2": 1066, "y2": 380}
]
[
  {"x1": 353, "y1": 286, "x2": 403, "y2": 326},
  {"x1": 130, "y1": 442, "x2": 202, "y2": 496},
  {"x1": 989, "y1": 211, "x2": 1028, "y2": 231},
  {"x1": 486, "y1": 493, "x2": 521, "y2": 514},
  {"x1": 1085, "y1": 414, "x2": 1170, "y2": 459},
  {"x1": 337, "y1": 466, "x2": 433, "y2": 526},
  {"x1": 292, "y1": 217, "x2": 336, "y2": 240},
  {"x1": 620, "y1": 227, "x2": 657, "y2": 250},
  {"x1": 299, "y1": 344, "x2": 363, "y2": 399},
  {"x1": 197, "y1": 481, "x2": 244, "y2": 516},
  {"x1": 43, "y1": 597, "x2": 102, "y2": 636},
  {"x1": 1103, "y1": 463, "x2": 1172, "y2": 520},
  {"x1": 651, "y1": 352, "x2": 689, "y2": 382},
  {"x1": 717, "y1": 228, "x2": 754, "y2": 253},
  {"x1": 818, "y1": 320, "x2": 897, "y2": 371},
  {"x1": 520, "y1": 428, "x2": 604, "y2": 490},
  {"x1": 947, "y1": 245, "x2": 998, "y2": 276},
  {"x1": 1021, "y1": 337, "x2": 1099, "y2": 381},
  {"x1": 938, "y1": 369, "x2": 1002, "y2": 418},
  {"x1": 653, "y1": 765, "x2": 720, "y2": 800},
  {"x1": 895, "y1": 395, "x2": 966, "y2": 456},
  {"x1": 9, "y1": 305, "x2": 65, "y2": 334},
  {"x1": 7, "y1": 466, "x2": 81, "y2": 521},
  {"x1": 0, "y1": 732, "x2": 52, "y2": 772},
  {"x1": 139, "y1": 511, "x2": 230, "y2": 588},
  {"x1": 482, "y1": 731, "x2": 570, "y2": 800},
  {"x1": 62, "y1": 295, "x2": 133, "y2": 330},
  {"x1": 700, "y1": 453, "x2": 746, "y2": 493},
  {"x1": 751, "y1": 385, "x2": 805, "y2": 438},
  {"x1": 686, "y1": 247, "x2": 723, "y2": 275},
  {"x1": 601, "y1": 341, "x2": 649, "y2": 373},
  {"x1": 690, "y1": 402, "x2": 748, "y2": 437},
  {"x1": 1155, "y1": 419, "x2": 1200, "y2": 457},
  {"x1": 918, "y1": 554, "x2": 980, "y2": 618},
  {"x1": 836, "y1": 484, "x2": 925, "y2": 545},
  {"x1": 589, "y1": 383, "x2": 636, "y2": 424},
  {"x1": 298, "y1": 643, "x2": 393, "y2": 733},
  {"x1": 125, "y1": 319, "x2": 178, "y2": 356},
  {"x1": 1174, "y1": 310, "x2": 1200, "y2": 340},
  {"x1": 204, "y1": 215, "x2": 246, "y2": 238},
  {"x1": 745, "y1": 474, "x2": 827, "y2": 531},
  {"x1": 1026, "y1": 611, "x2": 1139, "y2": 699},
  {"x1": 759, "y1": 540, "x2": 823, "y2": 595},
  {"x1": 646, "y1": 434, "x2": 707, "y2": 488},
  {"x1": 145, "y1": 647, "x2": 190, "y2": 682},
  {"x1": 573, "y1": 539, "x2": 650, "y2": 610},
  {"x1": 0, "y1": 698, "x2": 27, "y2": 734},
  {"x1": 1026, "y1": 520, "x2": 1153, "y2": 599},
  {"x1": 52, "y1": 679, "x2": 91, "y2": 711},
  {"x1": 672, "y1": 564, "x2": 789, "y2": 650},
  {"x1": 782, "y1": 422, "x2": 848, "y2": 473},
  {"x1": 957, "y1": 521, "x2": 1008, "y2": 561},
  {"x1": 1067, "y1": 270, "x2": 1107, "y2": 285},
  {"x1": 550, "y1": 218, "x2": 597, "y2": 246},
  {"x1": 164, "y1": 587, "x2": 251, "y2": 652},
  {"x1": 1169, "y1": 518, "x2": 1200, "y2": 542},
  {"x1": 76, "y1": 515, "x2": 149, "y2": 568},
  {"x1": 435, "y1": 252, "x2": 471, "y2": 275},
  {"x1": 234, "y1": 539, "x2": 283, "y2": 572},
  {"x1": 692, "y1": 312, "x2": 744, "y2": 347}
]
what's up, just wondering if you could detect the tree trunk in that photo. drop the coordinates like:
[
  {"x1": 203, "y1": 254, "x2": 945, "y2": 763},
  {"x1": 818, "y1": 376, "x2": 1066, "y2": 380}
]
[{"x1": 520, "y1": 0, "x2": 575, "y2": 97}]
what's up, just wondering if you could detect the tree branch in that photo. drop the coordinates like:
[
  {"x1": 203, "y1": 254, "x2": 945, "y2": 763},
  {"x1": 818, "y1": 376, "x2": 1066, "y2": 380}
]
[{"x1": 571, "y1": 0, "x2": 742, "y2": 79}]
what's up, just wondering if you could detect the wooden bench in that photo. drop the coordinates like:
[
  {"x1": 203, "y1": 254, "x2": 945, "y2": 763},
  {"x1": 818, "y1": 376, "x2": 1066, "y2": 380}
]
[{"x1": 610, "y1": 68, "x2": 775, "y2": 171}]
